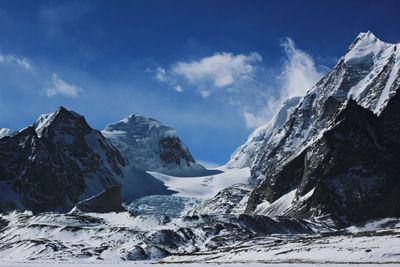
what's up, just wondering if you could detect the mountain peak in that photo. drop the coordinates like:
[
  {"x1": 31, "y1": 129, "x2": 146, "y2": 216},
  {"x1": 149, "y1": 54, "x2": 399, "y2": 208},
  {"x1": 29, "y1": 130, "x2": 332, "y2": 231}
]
[
  {"x1": 345, "y1": 31, "x2": 395, "y2": 63},
  {"x1": 125, "y1": 114, "x2": 161, "y2": 125},
  {"x1": 103, "y1": 113, "x2": 205, "y2": 175},
  {"x1": 357, "y1": 30, "x2": 376, "y2": 40},
  {"x1": 34, "y1": 107, "x2": 86, "y2": 137},
  {"x1": 55, "y1": 106, "x2": 82, "y2": 119}
]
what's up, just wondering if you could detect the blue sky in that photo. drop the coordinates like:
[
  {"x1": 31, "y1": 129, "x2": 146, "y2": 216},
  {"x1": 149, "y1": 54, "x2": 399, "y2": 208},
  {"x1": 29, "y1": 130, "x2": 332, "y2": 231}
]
[{"x1": 0, "y1": 0, "x2": 399, "y2": 165}]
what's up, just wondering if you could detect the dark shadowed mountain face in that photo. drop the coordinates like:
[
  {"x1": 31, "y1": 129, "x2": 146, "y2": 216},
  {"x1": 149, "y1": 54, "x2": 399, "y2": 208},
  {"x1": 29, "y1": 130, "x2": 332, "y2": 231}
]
[
  {"x1": 0, "y1": 107, "x2": 127, "y2": 212},
  {"x1": 245, "y1": 48, "x2": 400, "y2": 226}
]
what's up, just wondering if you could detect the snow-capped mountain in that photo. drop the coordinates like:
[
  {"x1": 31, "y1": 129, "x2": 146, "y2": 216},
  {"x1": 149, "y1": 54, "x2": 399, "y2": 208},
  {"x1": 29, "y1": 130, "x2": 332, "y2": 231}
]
[
  {"x1": 102, "y1": 114, "x2": 206, "y2": 176},
  {"x1": 0, "y1": 128, "x2": 13, "y2": 139},
  {"x1": 0, "y1": 107, "x2": 127, "y2": 212},
  {"x1": 238, "y1": 32, "x2": 400, "y2": 225},
  {"x1": 247, "y1": 32, "x2": 400, "y2": 182}
]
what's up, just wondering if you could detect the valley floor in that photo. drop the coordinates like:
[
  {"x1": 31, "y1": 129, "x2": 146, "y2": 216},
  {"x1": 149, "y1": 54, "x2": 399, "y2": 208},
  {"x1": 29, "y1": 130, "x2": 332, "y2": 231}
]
[
  {"x1": 0, "y1": 211, "x2": 400, "y2": 266},
  {"x1": 1, "y1": 264, "x2": 400, "y2": 267}
]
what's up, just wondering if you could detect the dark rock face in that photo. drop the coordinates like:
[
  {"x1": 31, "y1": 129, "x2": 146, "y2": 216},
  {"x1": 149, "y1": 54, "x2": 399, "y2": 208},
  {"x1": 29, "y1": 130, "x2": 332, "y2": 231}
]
[
  {"x1": 75, "y1": 186, "x2": 125, "y2": 213},
  {"x1": 159, "y1": 137, "x2": 195, "y2": 166},
  {"x1": 247, "y1": 93, "x2": 400, "y2": 226},
  {"x1": 0, "y1": 107, "x2": 126, "y2": 212}
]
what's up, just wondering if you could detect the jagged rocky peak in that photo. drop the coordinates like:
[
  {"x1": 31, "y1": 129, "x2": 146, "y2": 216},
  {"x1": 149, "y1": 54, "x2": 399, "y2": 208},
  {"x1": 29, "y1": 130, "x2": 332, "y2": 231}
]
[
  {"x1": 0, "y1": 106, "x2": 126, "y2": 213},
  {"x1": 34, "y1": 106, "x2": 87, "y2": 137},
  {"x1": 345, "y1": 31, "x2": 395, "y2": 63},
  {"x1": 102, "y1": 113, "x2": 206, "y2": 175}
]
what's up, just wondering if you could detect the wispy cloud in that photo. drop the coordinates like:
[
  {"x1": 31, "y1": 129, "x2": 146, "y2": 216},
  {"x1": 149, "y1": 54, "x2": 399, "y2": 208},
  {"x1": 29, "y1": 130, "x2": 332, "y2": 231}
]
[
  {"x1": 46, "y1": 73, "x2": 80, "y2": 98},
  {"x1": 242, "y1": 38, "x2": 325, "y2": 129},
  {"x1": 280, "y1": 38, "x2": 323, "y2": 100},
  {"x1": 0, "y1": 54, "x2": 31, "y2": 69},
  {"x1": 174, "y1": 85, "x2": 183, "y2": 93},
  {"x1": 154, "y1": 67, "x2": 167, "y2": 82}
]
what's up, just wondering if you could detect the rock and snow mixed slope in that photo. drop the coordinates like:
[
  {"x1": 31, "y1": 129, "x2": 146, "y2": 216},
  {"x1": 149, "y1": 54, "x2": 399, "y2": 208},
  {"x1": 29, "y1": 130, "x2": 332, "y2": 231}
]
[
  {"x1": 1, "y1": 210, "x2": 400, "y2": 265},
  {"x1": 248, "y1": 96, "x2": 400, "y2": 225},
  {"x1": 227, "y1": 97, "x2": 301, "y2": 169},
  {"x1": 164, "y1": 219, "x2": 400, "y2": 264},
  {"x1": 102, "y1": 114, "x2": 206, "y2": 176},
  {"x1": 0, "y1": 210, "x2": 329, "y2": 263}
]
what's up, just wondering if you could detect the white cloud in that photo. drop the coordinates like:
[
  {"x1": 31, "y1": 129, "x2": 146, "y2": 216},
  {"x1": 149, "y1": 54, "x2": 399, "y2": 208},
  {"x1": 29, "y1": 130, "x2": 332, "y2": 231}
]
[
  {"x1": 0, "y1": 54, "x2": 31, "y2": 69},
  {"x1": 174, "y1": 85, "x2": 183, "y2": 93},
  {"x1": 199, "y1": 90, "x2": 211, "y2": 98},
  {"x1": 155, "y1": 67, "x2": 167, "y2": 82},
  {"x1": 172, "y1": 52, "x2": 262, "y2": 88},
  {"x1": 46, "y1": 73, "x2": 80, "y2": 98},
  {"x1": 242, "y1": 38, "x2": 325, "y2": 129},
  {"x1": 243, "y1": 111, "x2": 268, "y2": 129},
  {"x1": 279, "y1": 38, "x2": 323, "y2": 100}
]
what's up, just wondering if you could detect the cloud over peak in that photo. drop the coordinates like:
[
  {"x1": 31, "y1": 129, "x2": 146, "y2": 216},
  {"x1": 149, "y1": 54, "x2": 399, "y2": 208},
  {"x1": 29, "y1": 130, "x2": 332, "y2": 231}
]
[
  {"x1": 243, "y1": 38, "x2": 325, "y2": 129},
  {"x1": 279, "y1": 37, "x2": 323, "y2": 100}
]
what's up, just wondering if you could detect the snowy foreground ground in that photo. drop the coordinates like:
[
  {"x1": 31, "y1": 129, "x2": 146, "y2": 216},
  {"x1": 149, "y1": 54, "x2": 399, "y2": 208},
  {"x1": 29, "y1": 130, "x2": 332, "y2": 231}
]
[
  {"x1": 1, "y1": 264, "x2": 400, "y2": 267},
  {"x1": 0, "y1": 210, "x2": 399, "y2": 266},
  {"x1": 0, "y1": 168, "x2": 399, "y2": 266}
]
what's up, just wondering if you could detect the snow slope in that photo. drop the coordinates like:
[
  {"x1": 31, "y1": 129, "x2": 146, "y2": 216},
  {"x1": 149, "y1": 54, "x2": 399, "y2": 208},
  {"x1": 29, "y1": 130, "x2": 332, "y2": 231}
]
[{"x1": 227, "y1": 97, "x2": 301, "y2": 168}]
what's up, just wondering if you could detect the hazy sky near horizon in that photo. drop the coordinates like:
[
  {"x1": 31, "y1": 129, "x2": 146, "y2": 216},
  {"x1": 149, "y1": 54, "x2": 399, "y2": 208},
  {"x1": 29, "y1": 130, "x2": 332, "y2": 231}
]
[{"x1": 0, "y1": 0, "x2": 399, "y2": 165}]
